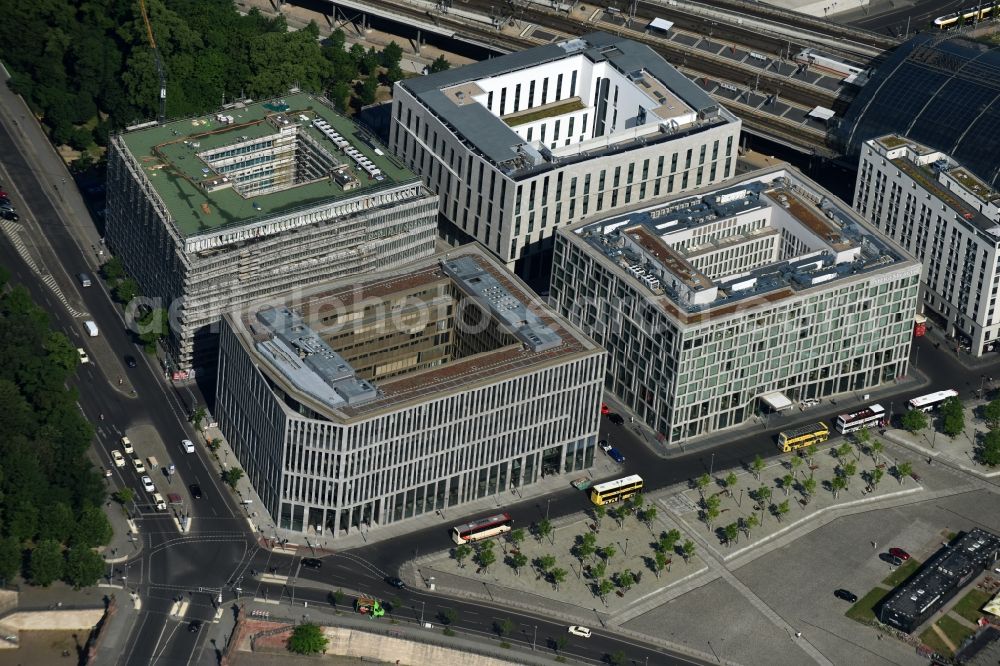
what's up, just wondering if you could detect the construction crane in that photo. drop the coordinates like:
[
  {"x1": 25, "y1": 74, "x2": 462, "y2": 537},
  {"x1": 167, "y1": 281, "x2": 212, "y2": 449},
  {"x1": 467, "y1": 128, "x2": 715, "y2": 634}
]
[{"x1": 138, "y1": 0, "x2": 167, "y2": 123}]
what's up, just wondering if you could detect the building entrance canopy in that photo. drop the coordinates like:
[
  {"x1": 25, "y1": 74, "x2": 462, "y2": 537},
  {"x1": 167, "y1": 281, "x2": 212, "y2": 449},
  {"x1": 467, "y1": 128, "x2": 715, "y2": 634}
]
[{"x1": 760, "y1": 391, "x2": 793, "y2": 411}]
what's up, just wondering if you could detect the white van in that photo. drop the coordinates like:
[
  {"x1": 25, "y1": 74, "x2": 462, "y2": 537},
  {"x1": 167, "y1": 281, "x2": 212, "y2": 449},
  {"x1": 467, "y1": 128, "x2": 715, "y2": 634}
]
[
  {"x1": 83, "y1": 320, "x2": 99, "y2": 337},
  {"x1": 78, "y1": 273, "x2": 92, "y2": 287}
]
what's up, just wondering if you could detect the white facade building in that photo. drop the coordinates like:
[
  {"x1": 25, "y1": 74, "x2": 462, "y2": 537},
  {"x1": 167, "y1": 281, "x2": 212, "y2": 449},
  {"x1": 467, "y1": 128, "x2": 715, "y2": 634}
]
[
  {"x1": 215, "y1": 245, "x2": 605, "y2": 538},
  {"x1": 550, "y1": 165, "x2": 921, "y2": 445},
  {"x1": 854, "y1": 135, "x2": 1000, "y2": 356},
  {"x1": 391, "y1": 32, "x2": 742, "y2": 277}
]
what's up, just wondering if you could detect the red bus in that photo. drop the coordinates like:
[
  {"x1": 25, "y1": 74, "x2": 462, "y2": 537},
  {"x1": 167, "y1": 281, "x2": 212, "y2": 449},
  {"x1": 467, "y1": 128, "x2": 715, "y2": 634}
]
[{"x1": 450, "y1": 512, "x2": 513, "y2": 545}]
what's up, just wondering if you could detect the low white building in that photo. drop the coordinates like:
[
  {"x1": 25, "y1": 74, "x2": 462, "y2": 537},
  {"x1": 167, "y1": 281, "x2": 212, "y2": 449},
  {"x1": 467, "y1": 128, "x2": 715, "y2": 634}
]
[
  {"x1": 854, "y1": 135, "x2": 1000, "y2": 355},
  {"x1": 391, "y1": 32, "x2": 742, "y2": 278},
  {"x1": 550, "y1": 165, "x2": 921, "y2": 445},
  {"x1": 215, "y1": 245, "x2": 605, "y2": 538}
]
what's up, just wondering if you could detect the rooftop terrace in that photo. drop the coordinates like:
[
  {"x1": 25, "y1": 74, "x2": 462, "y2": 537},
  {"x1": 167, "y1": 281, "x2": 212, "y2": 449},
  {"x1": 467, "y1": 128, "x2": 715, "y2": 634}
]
[
  {"x1": 574, "y1": 167, "x2": 913, "y2": 323},
  {"x1": 119, "y1": 92, "x2": 414, "y2": 237}
]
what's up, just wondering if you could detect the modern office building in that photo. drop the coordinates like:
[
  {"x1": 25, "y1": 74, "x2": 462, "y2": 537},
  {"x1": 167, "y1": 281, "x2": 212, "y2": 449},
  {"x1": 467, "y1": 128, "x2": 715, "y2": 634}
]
[
  {"x1": 550, "y1": 165, "x2": 921, "y2": 446},
  {"x1": 854, "y1": 135, "x2": 1000, "y2": 356},
  {"x1": 105, "y1": 92, "x2": 438, "y2": 374},
  {"x1": 391, "y1": 32, "x2": 742, "y2": 277},
  {"x1": 215, "y1": 245, "x2": 605, "y2": 538},
  {"x1": 879, "y1": 528, "x2": 1000, "y2": 633}
]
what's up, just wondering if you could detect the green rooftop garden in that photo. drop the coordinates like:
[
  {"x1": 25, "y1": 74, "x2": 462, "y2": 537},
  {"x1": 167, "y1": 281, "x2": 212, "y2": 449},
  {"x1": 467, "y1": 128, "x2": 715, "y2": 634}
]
[
  {"x1": 119, "y1": 92, "x2": 415, "y2": 237},
  {"x1": 876, "y1": 135, "x2": 908, "y2": 149},
  {"x1": 503, "y1": 98, "x2": 586, "y2": 127}
]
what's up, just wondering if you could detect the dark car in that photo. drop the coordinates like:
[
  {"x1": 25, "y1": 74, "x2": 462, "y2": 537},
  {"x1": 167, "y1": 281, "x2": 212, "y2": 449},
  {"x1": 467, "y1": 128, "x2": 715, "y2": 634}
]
[
  {"x1": 386, "y1": 576, "x2": 406, "y2": 589},
  {"x1": 834, "y1": 589, "x2": 858, "y2": 603},
  {"x1": 188, "y1": 620, "x2": 202, "y2": 633},
  {"x1": 599, "y1": 439, "x2": 612, "y2": 453},
  {"x1": 608, "y1": 447, "x2": 626, "y2": 464},
  {"x1": 879, "y1": 553, "x2": 905, "y2": 567},
  {"x1": 124, "y1": 354, "x2": 137, "y2": 368},
  {"x1": 0, "y1": 197, "x2": 10, "y2": 207},
  {"x1": 888, "y1": 547, "x2": 910, "y2": 561},
  {"x1": 189, "y1": 483, "x2": 202, "y2": 499},
  {"x1": 608, "y1": 413, "x2": 625, "y2": 425},
  {"x1": 0, "y1": 209, "x2": 18, "y2": 222},
  {"x1": 301, "y1": 558, "x2": 323, "y2": 569}
]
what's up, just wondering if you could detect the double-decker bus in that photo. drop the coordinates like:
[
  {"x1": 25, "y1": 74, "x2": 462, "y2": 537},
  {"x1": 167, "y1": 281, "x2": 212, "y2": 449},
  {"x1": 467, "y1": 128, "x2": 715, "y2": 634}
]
[
  {"x1": 906, "y1": 389, "x2": 959, "y2": 413},
  {"x1": 450, "y1": 512, "x2": 513, "y2": 545},
  {"x1": 589, "y1": 475, "x2": 644, "y2": 506},
  {"x1": 835, "y1": 404, "x2": 887, "y2": 434},
  {"x1": 777, "y1": 422, "x2": 829, "y2": 452}
]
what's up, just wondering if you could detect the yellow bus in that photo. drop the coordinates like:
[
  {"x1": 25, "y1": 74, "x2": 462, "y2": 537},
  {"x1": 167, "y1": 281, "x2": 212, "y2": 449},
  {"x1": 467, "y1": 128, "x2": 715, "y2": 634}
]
[
  {"x1": 589, "y1": 475, "x2": 644, "y2": 505},
  {"x1": 777, "y1": 422, "x2": 829, "y2": 452}
]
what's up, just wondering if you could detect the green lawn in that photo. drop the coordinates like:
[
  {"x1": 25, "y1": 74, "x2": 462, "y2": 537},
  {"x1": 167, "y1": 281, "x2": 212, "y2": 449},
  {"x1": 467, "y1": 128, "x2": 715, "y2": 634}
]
[
  {"x1": 881, "y1": 558, "x2": 921, "y2": 587},
  {"x1": 919, "y1": 625, "x2": 952, "y2": 656},
  {"x1": 504, "y1": 99, "x2": 585, "y2": 127},
  {"x1": 937, "y1": 614, "x2": 976, "y2": 653},
  {"x1": 952, "y1": 588, "x2": 991, "y2": 624},
  {"x1": 845, "y1": 586, "x2": 891, "y2": 623}
]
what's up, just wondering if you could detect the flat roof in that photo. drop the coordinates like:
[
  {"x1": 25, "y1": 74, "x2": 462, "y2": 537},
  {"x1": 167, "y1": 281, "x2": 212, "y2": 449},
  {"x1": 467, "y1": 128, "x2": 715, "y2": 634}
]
[
  {"x1": 230, "y1": 245, "x2": 602, "y2": 421},
  {"x1": 570, "y1": 165, "x2": 917, "y2": 325},
  {"x1": 400, "y1": 32, "x2": 726, "y2": 176},
  {"x1": 118, "y1": 92, "x2": 415, "y2": 237}
]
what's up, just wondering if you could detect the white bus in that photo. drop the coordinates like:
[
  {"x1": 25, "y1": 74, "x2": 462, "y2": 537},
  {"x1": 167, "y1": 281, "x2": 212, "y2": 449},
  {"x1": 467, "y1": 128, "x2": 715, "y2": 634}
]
[
  {"x1": 906, "y1": 389, "x2": 959, "y2": 413},
  {"x1": 450, "y1": 512, "x2": 512, "y2": 545},
  {"x1": 835, "y1": 404, "x2": 887, "y2": 434}
]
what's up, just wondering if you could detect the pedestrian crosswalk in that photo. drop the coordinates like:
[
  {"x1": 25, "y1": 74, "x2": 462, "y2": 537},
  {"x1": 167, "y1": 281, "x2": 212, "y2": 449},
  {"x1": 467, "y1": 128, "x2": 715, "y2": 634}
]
[{"x1": 1, "y1": 220, "x2": 88, "y2": 318}]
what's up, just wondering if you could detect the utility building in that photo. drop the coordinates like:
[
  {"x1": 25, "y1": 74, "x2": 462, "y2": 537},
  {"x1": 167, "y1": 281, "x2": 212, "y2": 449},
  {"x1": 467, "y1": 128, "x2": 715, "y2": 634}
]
[
  {"x1": 215, "y1": 245, "x2": 605, "y2": 538},
  {"x1": 391, "y1": 32, "x2": 741, "y2": 278},
  {"x1": 854, "y1": 134, "x2": 1000, "y2": 356},
  {"x1": 105, "y1": 92, "x2": 438, "y2": 375},
  {"x1": 549, "y1": 165, "x2": 921, "y2": 446}
]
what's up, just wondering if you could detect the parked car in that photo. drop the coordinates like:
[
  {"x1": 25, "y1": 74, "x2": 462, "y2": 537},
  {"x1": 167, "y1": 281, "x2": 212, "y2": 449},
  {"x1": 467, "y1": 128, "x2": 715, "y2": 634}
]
[
  {"x1": 568, "y1": 626, "x2": 592, "y2": 638},
  {"x1": 888, "y1": 547, "x2": 910, "y2": 561},
  {"x1": 834, "y1": 589, "x2": 858, "y2": 603},
  {"x1": 121, "y1": 436, "x2": 134, "y2": 454},
  {"x1": 141, "y1": 475, "x2": 155, "y2": 492},
  {"x1": 599, "y1": 439, "x2": 612, "y2": 453},
  {"x1": 608, "y1": 413, "x2": 624, "y2": 425},
  {"x1": 132, "y1": 458, "x2": 146, "y2": 474},
  {"x1": 301, "y1": 558, "x2": 323, "y2": 569},
  {"x1": 0, "y1": 209, "x2": 18, "y2": 222},
  {"x1": 879, "y1": 553, "x2": 905, "y2": 567},
  {"x1": 386, "y1": 577, "x2": 406, "y2": 589},
  {"x1": 111, "y1": 450, "x2": 125, "y2": 467},
  {"x1": 600, "y1": 403, "x2": 610, "y2": 415},
  {"x1": 608, "y1": 447, "x2": 626, "y2": 464},
  {"x1": 189, "y1": 483, "x2": 202, "y2": 499}
]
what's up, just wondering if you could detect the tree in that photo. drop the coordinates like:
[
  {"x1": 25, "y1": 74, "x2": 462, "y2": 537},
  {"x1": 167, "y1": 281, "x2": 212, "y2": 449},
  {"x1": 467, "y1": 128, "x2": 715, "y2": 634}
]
[
  {"x1": 535, "y1": 519, "x2": 553, "y2": 544},
  {"x1": 803, "y1": 444, "x2": 817, "y2": 465},
  {"x1": 681, "y1": 540, "x2": 696, "y2": 563},
  {"x1": 223, "y1": 467, "x2": 244, "y2": 489},
  {"x1": 754, "y1": 485, "x2": 772, "y2": 507},
  {"x1": 616, "y1": 569, "x2": 635, "y2": 592},
  {"x1": 592, "y1": 505, "x2": 606, "y2": 530},
  {"x1": 590, "y1": 561, "x2": 606, "y2": 581},
  {"x1": 64, "y1": 546, "x2": 105, "y2": 589},
  {"x1": 801, "y1": 476, "x2": 817, "y2": 499},
  {"x1": 705, "y1": 506, "x2": 720, "y2": 529},
  {"x1": 381, "y1": 41, "x2": 404, "y2": 68},
  {"x1": 696, "y1": 473, "x2": 710, "y2": 496},
  {"x1": 509, "y1": 552, "x2": 528, "y2": 576},
  {"x1": 0, "y1": 537, "x2": 22, "y2": 583},
  {"x1": 102, "y1": 257, "x2": 125, "y2": 282},
  {"x1": 901, "y1": 409, "x2": 928, "y2": 434},
  {"x1": 113, "y1": 277, "x2": 140, "y2": 305},
  {"x1": 73, "y1": 505, "x2": 114, "y2": 548},
  {"x1": 429, "y1": 55, "x2": 450, "y2": 73},
  {"x1": 941, "y1": 396, "x2": 965, "y2": 437},
  {"x1": 495, "y1": 617, "x2": 515, "y2": 638},
  {"x1": 870, "y1": 440, "x2": 885, "y2": 464},
  {"x1": 476, "y1": 544, "x2": 496, "y2": 573},
  {"x1": 660, "y1": 529, "x2": 681, "y2": 554},
  {"x1": 981, "y1": 429, "x2": 1000, "y2": 466},
  {"x1": 597, "y1": 578, "x2": 614, "y2": 605},
  {"x1": 113, "y1": 487, "x2": 135, "y2": 505},
  {"x1": 550, "y1": 567, "x2": 567, "y2": 590},
  {"x1": 830, "y1": 475, "x2": 847, "y2": 499},
  {"x1": 29, "y1": 540, "x2": 63, "y2": 586},
  {"x1": 724, "y1": 471, "x2": 738, "y2": 497},
  {"x1": 781, "y1": 473, "x2": 794, "y2": 496},
  {"x1": 742, "y1": 513, "x2": 759, "y2": 540},
  {"x1": 385, "y1": 63, "x2": 404, "y2": 85},
  {"x1": 984, "y1": 399, "x2": 1000, "y2": 430},
  {"x1": 572, "y1": 534, "x2": 596, "y2": 567},
  {"x1": 775, "y1": 499, "x2": 790, "y2": 523},
  {"x1": 653, "y1": 550, "x2": 668, "y2": 578},
  {"x1": 191, "y1": 406, "x2": 208, "y2": 430},
  {"x1": 723, "y1": 522, "x2": 739, "y2": 546},
  {"x1": 872, "y1": 467, "x2": 885, "y2": 487},
  {"x1": 751, "y1": 454, "x2": 764, "y2": 480},
  {"x1": 608, "y1": 650, "x2": 627, "y2": 666},
  {"x1": 440, "y1": 608, "x2": 458, "y2": 625},
  {"x1": 789, "y1": 456, "x2": 803, "y2": 476},
  {"x1": 453, "y1": 544, "x2": 471, "y2": 567},
  {"x1": 836, "y1": 443, "x2": 853, "y2": 463},
  {"x1": 896, "y1": 462, "x2": 913, "y2": 485},
  {"x1": 288, "y1": 623, "x2": 328, "y2": 655},
  {"x1": 639, "y1": 505, "x2": 657, "y2": 531},
  {"x1": 600, "y1": 544, "x2": 617, "y2": 565},
  {"x1": 536, "y1": 554, "x2": 556, "y2": 575},
  {"x1": 508, "y1": 527, "x2": 525, "y2": 551},
  {"x1": 358, "y1": 75, "x2": 379, "y2": 106},
  {"x1": 854, "y1": 426, "x2": 871, "y2": 450}
]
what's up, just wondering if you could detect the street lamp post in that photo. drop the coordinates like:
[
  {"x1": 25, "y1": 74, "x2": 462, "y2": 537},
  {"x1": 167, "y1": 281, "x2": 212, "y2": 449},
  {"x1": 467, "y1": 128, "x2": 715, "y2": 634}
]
[
  {"x1": 709, "y1": 453, "x2": 715, "y2": 477},
  {"x1": 738, "y1": 488, "x2": 744, "y2": 508},
  {"x1": 532, "y1": 625, "x2": 537, "y2": 651},
  {"x1": 546, "y1": 498, "x2": 551, "y2": 521},
  {"x1": 625, "y1": 537, "x2": 630, "y2": 557},
  {"x1": 419, "y1": 600, "x2": 425, "y2": 625}
]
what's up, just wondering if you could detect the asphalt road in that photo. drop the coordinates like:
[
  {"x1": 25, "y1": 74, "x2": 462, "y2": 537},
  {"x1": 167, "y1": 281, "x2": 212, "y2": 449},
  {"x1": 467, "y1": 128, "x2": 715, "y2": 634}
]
[{"x1": 838, "y1": 0, "x2": 968, "y2": 34}]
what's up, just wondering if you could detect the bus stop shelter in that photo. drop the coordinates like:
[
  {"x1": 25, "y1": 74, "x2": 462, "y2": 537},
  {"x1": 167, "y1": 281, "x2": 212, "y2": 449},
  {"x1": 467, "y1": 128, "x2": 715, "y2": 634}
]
[{"x1": 760, "y1": 392, "x2": 794, "y2": 412}]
